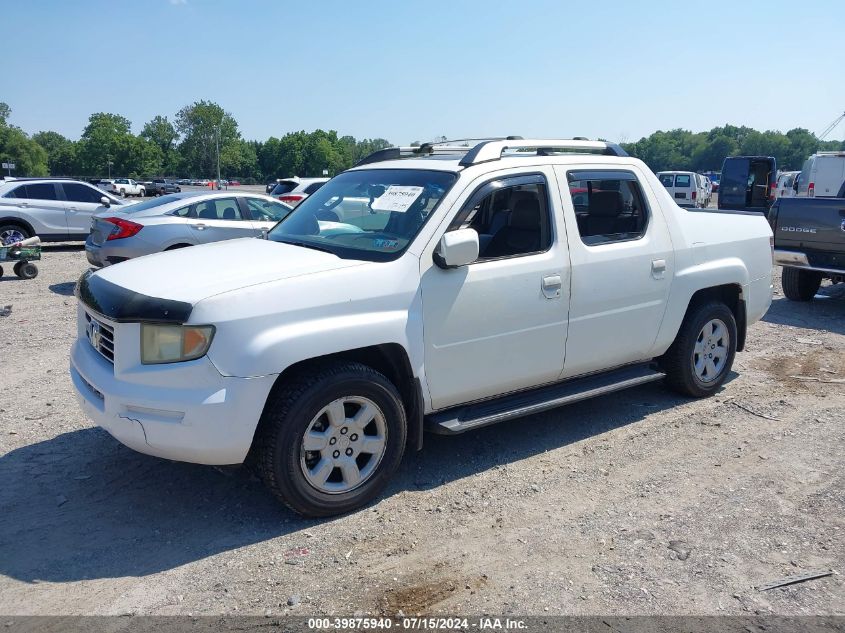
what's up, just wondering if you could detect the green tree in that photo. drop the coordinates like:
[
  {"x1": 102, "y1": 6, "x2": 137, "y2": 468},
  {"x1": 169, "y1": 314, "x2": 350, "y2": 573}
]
[
  {"x1": 141, "y1": 115, "x2": 178, "y2": 173},
  {"x1": 0, "y1": 103, "x2": 49, "y2": 176},
  {"x1": 175, "y1": 100, "x2": 240, "y2": 178},
  {"x1": 32, "y1": 131, "x2": 78, "y2": 176}
]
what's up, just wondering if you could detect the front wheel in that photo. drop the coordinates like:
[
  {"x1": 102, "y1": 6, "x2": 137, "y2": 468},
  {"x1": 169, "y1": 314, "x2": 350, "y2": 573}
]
[
  {"x1": 256, "y1": 361, "x2": 407, "y2": 517},
  {"x1": 661, "y1": 301, "x2": 737, "y2": 397},
  {"x1": 0, "y1": 224, "x2": 31, "y2": 245},
  {"x1": 782, "y1": 267, "x2": 822, "y2": 302}
]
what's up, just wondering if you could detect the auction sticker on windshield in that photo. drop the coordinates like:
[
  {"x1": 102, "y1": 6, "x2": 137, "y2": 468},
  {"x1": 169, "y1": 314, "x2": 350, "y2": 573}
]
[{"x1": 370, "y1": 186, "x2": 423, "y2": 213}]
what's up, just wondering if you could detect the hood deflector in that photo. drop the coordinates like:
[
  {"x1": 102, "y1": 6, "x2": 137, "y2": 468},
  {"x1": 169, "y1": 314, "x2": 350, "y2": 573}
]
[{"x1": 75, "y1": 269, "x2": 193, "y2": 323}]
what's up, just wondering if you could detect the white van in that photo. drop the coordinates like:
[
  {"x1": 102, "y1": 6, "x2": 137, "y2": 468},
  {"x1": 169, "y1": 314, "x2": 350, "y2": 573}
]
[
  {"x1": 775, "y1": 171, "x2": 800, "y2": 199},
  {"x1": 656, "y1": 171, "x2": 707, "y2": 207},
  {"x1": 796, "y1": 152, "x2": 845, "y2": 197}
]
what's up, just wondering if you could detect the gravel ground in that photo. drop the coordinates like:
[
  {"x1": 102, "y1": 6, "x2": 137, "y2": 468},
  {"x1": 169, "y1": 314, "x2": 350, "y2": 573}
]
[{"x1": 0, "y1": 245, "x2": 843, "y2": 617}]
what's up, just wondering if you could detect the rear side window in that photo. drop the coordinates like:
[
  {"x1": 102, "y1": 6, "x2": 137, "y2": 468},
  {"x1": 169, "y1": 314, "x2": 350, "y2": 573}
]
[
  {"x1": 171, "y1": 205, "x2": 194, "y2": 218},
  {"x1": 62, "y1": 183, "x2": 103, "y2": 204},
  {"x1": 193, "y1": 198, "x2": 245, "y2": 220},
  {"x1": 270, "y1": 181, "x2": 298, "y2": 196},
  {"x1": 675, "y1": 174, "x2": 691, "y2": 187},
  {"x1": 9, "y1": 183, "x2": 60, "y2": 200},
  {"x1": 567, "y1": 170, "x2": 649, "y2": 245},
  {"x1": 304, "y1": 182, "x2": 325, "y2": 195}
]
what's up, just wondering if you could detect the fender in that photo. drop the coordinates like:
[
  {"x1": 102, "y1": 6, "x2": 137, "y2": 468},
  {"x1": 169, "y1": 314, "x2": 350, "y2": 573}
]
[{"x1": 652, "y1": 257, "x2": 749, "y2": 354}]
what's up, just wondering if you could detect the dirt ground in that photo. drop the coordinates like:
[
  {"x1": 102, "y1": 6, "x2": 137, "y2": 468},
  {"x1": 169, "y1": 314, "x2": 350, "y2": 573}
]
[{"x1": 0, "y1": 245, "x2": 842, "y2": 617}]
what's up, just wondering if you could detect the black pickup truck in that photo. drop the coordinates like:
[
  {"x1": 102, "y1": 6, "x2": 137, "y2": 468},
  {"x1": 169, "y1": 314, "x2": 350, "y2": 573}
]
[
  {"x1": 140, "y1": 178, "x2": 181, "y2": 196},
  {"x1": 769, "y1": 181, "x2": 845, "y2": 300}
]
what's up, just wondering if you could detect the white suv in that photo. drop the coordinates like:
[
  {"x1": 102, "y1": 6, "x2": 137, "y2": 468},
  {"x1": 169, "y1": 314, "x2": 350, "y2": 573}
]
[
  {"x1": 70, "y1": 139, "x2": 773, "y2": 517},
  {"x1": 0, "y1": 179, "x2": 127, "y2": 243},
  {"x1": 269, "y1": 177, "x2": 329, "y2": 207}
]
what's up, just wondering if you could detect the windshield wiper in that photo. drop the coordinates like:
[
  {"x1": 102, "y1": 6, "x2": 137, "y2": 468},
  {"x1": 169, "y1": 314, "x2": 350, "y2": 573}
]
[{"x1": 277, "y1": 239, "x2": 337, "y2": 255}]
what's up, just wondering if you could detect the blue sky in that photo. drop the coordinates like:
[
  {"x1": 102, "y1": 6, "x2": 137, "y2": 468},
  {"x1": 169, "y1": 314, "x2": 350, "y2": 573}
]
[{"x1": 4, "y1": 0, "x2": 844, "y2": 144}]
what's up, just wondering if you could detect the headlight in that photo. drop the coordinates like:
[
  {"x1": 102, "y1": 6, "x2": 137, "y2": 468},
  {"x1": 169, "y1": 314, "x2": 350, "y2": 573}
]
[{"x1": 140, "y1": 324, "x2": 215, "y2": 364}]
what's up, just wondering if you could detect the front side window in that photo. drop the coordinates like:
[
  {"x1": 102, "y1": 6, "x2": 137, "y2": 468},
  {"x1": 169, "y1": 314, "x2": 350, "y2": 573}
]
[
  {"x1": 246, "y1": 198, "x2": 292, "y2": 222},
  {"x1": 269, "y1": 169, "x2": 456, "y2": 262},
  {"x1": 62, "y1": 182, "x2": 104, "y2": 204},
  {"x1": 449, "y1": 176, "x2": 552, "y2": 261},
  {"x1": 567, "y1": 170, "x2": 649, "y2": 245},
  {"x1": 193, "y1": 198, "x2": 244, "y2": 220}
]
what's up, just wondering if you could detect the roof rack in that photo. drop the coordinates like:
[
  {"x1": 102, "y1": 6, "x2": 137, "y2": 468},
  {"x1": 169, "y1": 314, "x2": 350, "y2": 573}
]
[
  {"x1": 459, "y1": 139, "x2": 628, "y2": 166},
  {"x1": 355, "y1": 138, "x2": 628, "y2": 168}
]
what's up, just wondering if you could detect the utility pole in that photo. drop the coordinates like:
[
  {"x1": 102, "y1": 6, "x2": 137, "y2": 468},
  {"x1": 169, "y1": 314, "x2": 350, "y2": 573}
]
[
  {"x1": 107, "y1": 156, "x2": 113, "y2": 179},
  {"x1": 216, "y1": 115, "x2": 223, "y2": 190}
]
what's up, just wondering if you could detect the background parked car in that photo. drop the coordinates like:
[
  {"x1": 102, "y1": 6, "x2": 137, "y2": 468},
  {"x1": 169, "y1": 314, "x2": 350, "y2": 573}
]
[
  {"x1": 656, "y1": 171, "x2": 707, "y2": 207},
  {"x1": 718, "y1": 155, "x2": 777, "y2": 212},
  {"x1": 141, "y1": 178, "x2": 181, "y2": 196},
  {"x1": 106, "y1": 178, "x2": 145, "y2": 198},
  {"x1": 795, "y1": 151, "x2": 845, "y2": 197},
  {"x1": 775, "y1": 170, "x2": 800, "y2": 198},
  {"x1": 269, "y1": 177, "x2": 328, "y2": 207},
  {"x1": 0, "y1": 178, "x2": 129, "y2": 243},
  {"x1": 85, "y1": 191, "x2": 293, "y2": 266}
]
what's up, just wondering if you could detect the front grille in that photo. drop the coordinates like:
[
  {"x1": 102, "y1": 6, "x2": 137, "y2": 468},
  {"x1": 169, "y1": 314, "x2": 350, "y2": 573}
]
[{"x1": 84, "y1": 311, "x2": 115, "y2": 363}]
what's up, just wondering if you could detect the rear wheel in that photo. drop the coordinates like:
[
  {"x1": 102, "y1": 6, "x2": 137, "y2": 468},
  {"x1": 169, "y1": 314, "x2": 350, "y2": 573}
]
[
  {"x1": 662, "y1": 301, "x2": 737, "y2": 397},
  {"x1": 119, "y1": 189, "x2": 126, "y2": 197},
  {"x1": 256, "y1": 361, "x2": 407, "y2": 517},
  {"x1": 0, "y1": 224, "x2": 30, "y2": 245},
  {"x1": 782, "y1": 267, "x2": 822, "y2": 302}
]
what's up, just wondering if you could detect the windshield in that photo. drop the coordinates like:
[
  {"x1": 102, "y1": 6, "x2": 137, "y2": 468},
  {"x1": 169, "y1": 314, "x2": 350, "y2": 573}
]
[
  {"x1": 268, "y1": 168, "x2": 457, "y2": 261},
  {"x1": 121, "y1": 194, "x2": 183, "y2": 213}
]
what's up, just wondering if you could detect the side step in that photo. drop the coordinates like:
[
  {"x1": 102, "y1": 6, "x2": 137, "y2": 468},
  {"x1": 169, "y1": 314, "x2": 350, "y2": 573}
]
[{"x1": 426, "y1": 363, "x2": 665, "y2": 435}]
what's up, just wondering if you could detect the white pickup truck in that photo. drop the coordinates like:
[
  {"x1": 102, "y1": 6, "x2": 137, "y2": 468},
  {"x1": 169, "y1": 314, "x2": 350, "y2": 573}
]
[
  {"x1": 70, "y1": 139, "x2": 774, "y2": 517},
  {"x1": 106, "y1": 178, "x2": 146, "y2": 198}
]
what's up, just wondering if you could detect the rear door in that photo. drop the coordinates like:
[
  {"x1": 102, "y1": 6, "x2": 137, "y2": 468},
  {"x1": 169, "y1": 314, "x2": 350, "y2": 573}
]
[
  {"x1": 658, "y1": 173, "x2": 676, "y2": 199},
  {"x1": 815, "y1": 157, "x2": 845, "y2": 197},
  {"x1": 1, "y1": 182, "x2": 68, "y2": 237},
  {"x1": 719, "y1": 158, "x2": 751, "y2": 208},
  {"x1": 673, "y1": 173, "x2": 693, "y2": 204},
  {"x1": 555, "y1": 165, "x2": 674, "y2": 378},
  {"x1": 186, "y1": 197, "x2": 256, "y2": 243}
]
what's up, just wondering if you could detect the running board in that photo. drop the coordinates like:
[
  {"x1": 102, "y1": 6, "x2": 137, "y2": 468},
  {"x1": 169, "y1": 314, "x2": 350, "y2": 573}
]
[{"x1": 426, "y1": 363, "x2": 665, "y2": 435}]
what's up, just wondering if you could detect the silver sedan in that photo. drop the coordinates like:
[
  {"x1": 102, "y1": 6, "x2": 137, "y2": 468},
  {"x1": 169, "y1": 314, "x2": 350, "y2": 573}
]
[{"x1": 85, "y1": 192, "x2": 292, "y2": 267}]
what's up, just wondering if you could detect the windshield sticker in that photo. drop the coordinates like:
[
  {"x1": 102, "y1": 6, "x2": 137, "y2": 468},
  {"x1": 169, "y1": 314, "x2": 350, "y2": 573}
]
[
  {"x1": 373, "y1": 238, "x2": 400, "y2": 250},
  {"x1": 370, "y1": 185, "x2": 424, "y2": 213}
]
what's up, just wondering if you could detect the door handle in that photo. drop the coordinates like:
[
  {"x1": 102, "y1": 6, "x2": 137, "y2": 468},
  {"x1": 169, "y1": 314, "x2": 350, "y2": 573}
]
[
  {"x1": 19, "y1": 202, "x2": 29, "y2": 208},
  {"x1": 651, "y1": 259, "x2": 667, "y2": 279},
  {"x1": 192, "y1": 223, "x2": 207, "y2": 230},
  {"x1": 542, "y1": 274, "x2": 562, "y2": 299}
]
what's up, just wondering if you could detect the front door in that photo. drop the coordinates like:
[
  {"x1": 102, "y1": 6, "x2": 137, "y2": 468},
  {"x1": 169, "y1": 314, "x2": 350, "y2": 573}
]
[
  {"x1": 555, "y1": 166, "x2": 674, "y2": 379},
  {"x1": 420, "y1": 170, "x2": 570, "y2": 411},
  {"x1": 187, "y1": 197, "x2": 257, "y2": 243},
  {"x1": 242, "y1": 197, "x2": 294, "y2": 235},
  {"x1": 60, "y1": 182, "x2": 114, "y2": 237}
]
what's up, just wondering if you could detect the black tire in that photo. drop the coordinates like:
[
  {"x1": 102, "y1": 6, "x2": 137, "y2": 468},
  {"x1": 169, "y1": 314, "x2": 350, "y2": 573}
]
[
  {"x1": 0, "y1": 265, "x2": 4, "y2": 277},
  {"x1": 256, "y1": 361, "x2": 407, "y2": 517},
  {"x1": 16, "y1": 262, "x2": 38, "y2": 279},
  {"x1": 661, "y1": 301, "x2": 737, "y2": 398},
  {"x1": 12, "y1": 261, "x2": 22, "y2": 276},
  {"x1": 0, "y1": 224, "x2": 31, "y2": 245},
  {"x1": 781, "y1": 267, "x2": 822, "y2": 302},
  {"x1": 119, "y1": 189, "x2": 126, "y2": 197}
]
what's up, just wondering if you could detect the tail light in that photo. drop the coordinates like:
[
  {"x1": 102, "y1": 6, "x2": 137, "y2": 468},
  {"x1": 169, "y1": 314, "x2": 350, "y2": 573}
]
[
  {"x1": 808, "y1": 182, "x2": 815, "y2": 197},
  {"x1": 691, "y1": 191, "x2": 697, "y2": 200},
  {"x1": 104, "y1": 217, "x2": 143, "y2": 240},
  {"x1": 279, "y1": 195, "x2": 304, "y2": 204}
]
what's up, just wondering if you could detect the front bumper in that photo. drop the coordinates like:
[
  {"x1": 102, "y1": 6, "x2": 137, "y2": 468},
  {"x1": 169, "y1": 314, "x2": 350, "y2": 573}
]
[{"x1": 70, "y1": 336, "x2": 277, "y2": 465}]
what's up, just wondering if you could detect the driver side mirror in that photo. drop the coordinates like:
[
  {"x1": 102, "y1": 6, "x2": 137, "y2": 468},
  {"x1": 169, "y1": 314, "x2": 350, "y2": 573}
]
[
  {"x1": 433, "y1": 228, "x2": 479, "y2": 269},
  {"x1": 100, "y1": 196, "x2": 111, "y2": 208}
]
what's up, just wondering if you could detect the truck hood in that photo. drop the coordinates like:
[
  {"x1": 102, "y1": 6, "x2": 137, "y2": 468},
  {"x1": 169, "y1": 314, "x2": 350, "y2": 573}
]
[{"x1": 91, "y1": 238, "x2": 366, "y2": 305}]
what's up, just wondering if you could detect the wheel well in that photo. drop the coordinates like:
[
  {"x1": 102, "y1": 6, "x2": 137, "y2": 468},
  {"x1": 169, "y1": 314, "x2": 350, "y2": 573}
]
[
  {"x1": 0, "y1": 217, "x2": 35, "y2": 237},
  {"x1": 165, "y1": 243, "x2": 192, "y2": 250},
  {"x1": 257, "y1": 344, "x2": 423, "y2": 455},
  {"x1": 686, "y1": 284, "x2": 746, "y2": 351}
]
